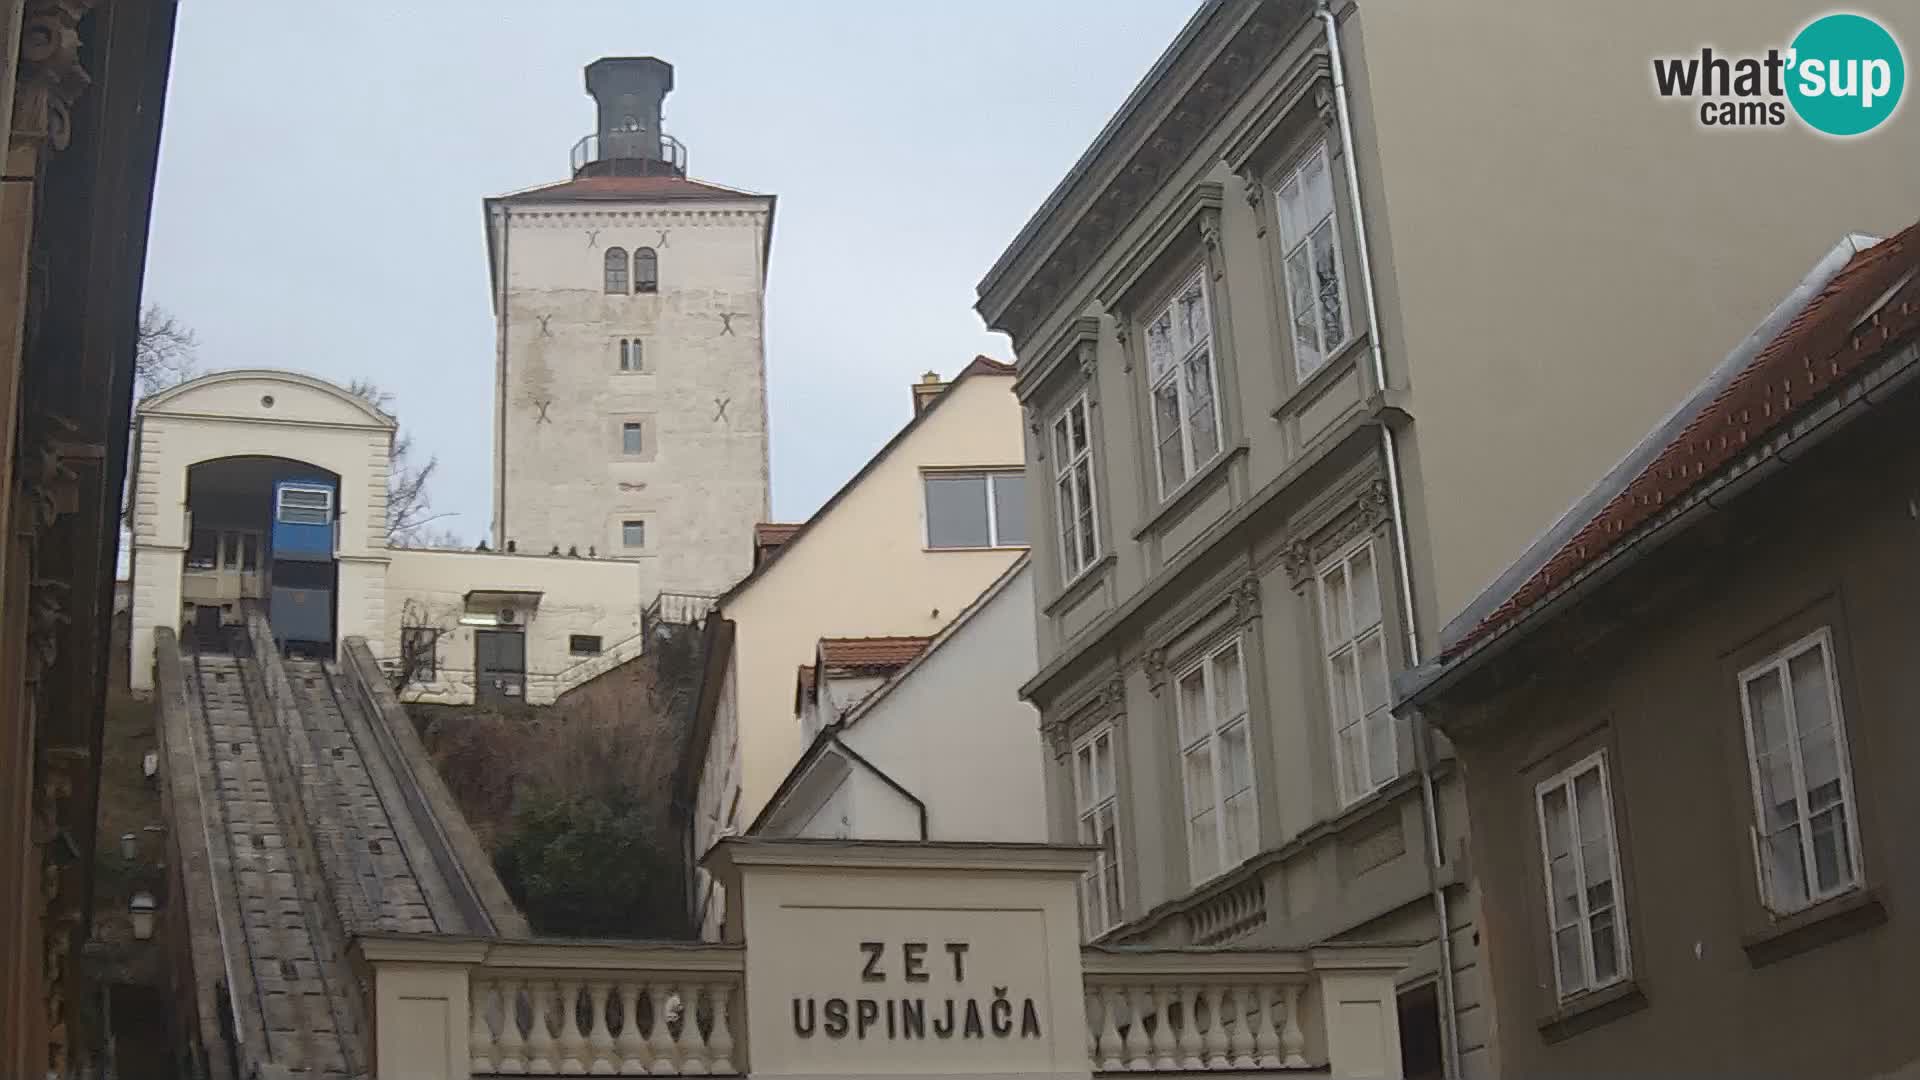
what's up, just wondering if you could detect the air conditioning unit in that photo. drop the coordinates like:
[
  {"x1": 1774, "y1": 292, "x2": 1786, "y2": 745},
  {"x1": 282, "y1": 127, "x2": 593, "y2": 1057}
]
[{"x1": 498, "y1": 608, "x2": 517, "y2": 625}]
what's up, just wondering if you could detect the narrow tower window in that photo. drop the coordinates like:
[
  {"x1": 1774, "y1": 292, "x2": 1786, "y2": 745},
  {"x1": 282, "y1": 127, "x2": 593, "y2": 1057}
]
[
  {"x1": 634, "y1": 247, "x2": 658, "y2": 294},
  {"x1": 619, "y1": 338, "x2": 642, "y2": 371},
  {"x1": 604, "y1": 247, "x2": 629, "y2": 294}
]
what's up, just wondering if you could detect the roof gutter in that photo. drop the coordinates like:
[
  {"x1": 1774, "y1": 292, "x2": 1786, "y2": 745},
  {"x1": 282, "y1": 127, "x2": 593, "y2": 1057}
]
[
  {"x1": 1403, "y1": 334, "x2": 1920, "y2": 711},
  {"x1": 1316, "y1": 6, "x2": 1460, "y2": 1077}
]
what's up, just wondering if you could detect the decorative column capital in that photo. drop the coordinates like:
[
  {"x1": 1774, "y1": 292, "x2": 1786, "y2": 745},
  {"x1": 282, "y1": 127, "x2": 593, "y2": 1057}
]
[
  {"x1": 1140, "y1": 646, "x2": 1169, "y2": 694},
  {"x1": 1232, "y1": 576, "x2": 1262, "y2": 626},
  {"x1": 12, "y1": 0, "x2": 98, "y2": 153},
  {"x1": 1280, "y1": 536, "x2": 1316, "y2": 588}
]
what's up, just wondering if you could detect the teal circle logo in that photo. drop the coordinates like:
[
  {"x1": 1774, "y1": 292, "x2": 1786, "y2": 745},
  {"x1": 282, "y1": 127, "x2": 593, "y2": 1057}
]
[{"x1": 1787, "y1": 13, "x2": 1905, "y2": 136}]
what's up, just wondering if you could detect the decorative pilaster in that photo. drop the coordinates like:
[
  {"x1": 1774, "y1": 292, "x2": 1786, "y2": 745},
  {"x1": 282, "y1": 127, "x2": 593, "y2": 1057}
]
[
  {"x1": 1242, "y1": 174, "x2": 1267, "y2": 237},
  {"x1": 1140, "y1": 647, "x2": 1169, "y2": 695},
  {"x1": 12, "y1": 0, "x2": 96, "y2": 153},
  {"x1": 1232, "y1": 576, "x2": 1262, "y2": 626},
  {"x1": 1198, "y1": 205, "x2": 1224, "y2": 282}
]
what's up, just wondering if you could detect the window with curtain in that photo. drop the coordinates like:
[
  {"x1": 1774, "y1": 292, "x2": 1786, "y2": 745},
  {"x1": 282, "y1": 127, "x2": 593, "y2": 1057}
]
[
  {"x1": 634, "y1": 247, "x2": 659, "y2": 293},
  {"x1": 1052, "y1": 393, "x2": 1100, "y2": 580},
  {"x1": 1144, "y1": 269, "x2": 1221, "y2": 497},
  {"x1": 1073, "y1": 726, "x2": 1124, "y2": 937},
  {"x1": 1319, "y1": 537, "x2": 1395, "y2": 804},
  {"x1": 1535, "y1": 752, "x2": 1629, "y2": 1000},
  {"x1": 923, "y1": 470, "x2": 1027, "y2": 548},
  {"x1": 1275, "y1": 142, "x2": 1351, "y2": 380},
  {"x1": 1176, "y1": 637, "x2": 1256, "y2": 883}
]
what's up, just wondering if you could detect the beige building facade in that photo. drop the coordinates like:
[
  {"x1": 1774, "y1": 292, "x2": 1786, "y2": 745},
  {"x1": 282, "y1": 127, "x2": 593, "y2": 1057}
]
[
  {"x1": 685, "y1": 361, "x2": 1029, "y2": 939},
  {"x1": 977, "y1": 2, "x2": 1917, "y2": 1077}
]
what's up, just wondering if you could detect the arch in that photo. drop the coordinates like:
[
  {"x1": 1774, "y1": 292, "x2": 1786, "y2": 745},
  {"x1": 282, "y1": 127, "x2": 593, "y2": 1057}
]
[
  {"x1": 604, "y1": 246, "x2": 629, "y2": 294},
  {"x1": 634, "y1": 246, "x2": 658, "y2": 294},
  {"x1": 139, "y1": 369, "x2": 396, "y2": 429}
]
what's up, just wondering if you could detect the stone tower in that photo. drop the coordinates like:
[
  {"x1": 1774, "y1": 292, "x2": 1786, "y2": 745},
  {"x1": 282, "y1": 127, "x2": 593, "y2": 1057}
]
[{"x1": 484, "y1": 57, "x2": 773, "y2": 603}]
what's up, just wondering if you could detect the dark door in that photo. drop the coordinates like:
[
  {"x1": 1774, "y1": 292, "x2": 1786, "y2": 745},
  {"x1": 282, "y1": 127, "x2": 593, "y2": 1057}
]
[{"x1": 475, "y1": 629, "x2": 526, "y2": 704}]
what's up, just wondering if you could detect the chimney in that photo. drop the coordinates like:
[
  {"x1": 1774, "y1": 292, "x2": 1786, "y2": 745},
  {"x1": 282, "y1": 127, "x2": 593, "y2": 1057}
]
[
  {"x1": 580, "y1": 57, "x2": 681, "y2": 177},
  {"x1": 911, "y1": 371, "x2": 948, "y2": 415}
]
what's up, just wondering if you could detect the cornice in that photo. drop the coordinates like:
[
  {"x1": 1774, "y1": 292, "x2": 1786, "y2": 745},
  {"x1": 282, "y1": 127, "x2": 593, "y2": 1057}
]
[
  {"x1": 1014, "y1": 314, "x2": 1103, "y2": 405},
  {"x1": 1092, "y1": 180, "x2": 1225, "y2": 315},
  {"x1": 980, "y1": 0, "x2": 1306, "y2": 348}
]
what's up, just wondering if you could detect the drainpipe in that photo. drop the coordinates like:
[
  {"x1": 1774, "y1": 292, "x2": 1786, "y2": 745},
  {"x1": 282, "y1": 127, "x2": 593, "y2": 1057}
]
[
  {"x1": 494, "y1": 205, "x2": 511, "y2": 548},
  {"x1": 1316, "y1": 3, "x2": 1463, "y2": 1077}
]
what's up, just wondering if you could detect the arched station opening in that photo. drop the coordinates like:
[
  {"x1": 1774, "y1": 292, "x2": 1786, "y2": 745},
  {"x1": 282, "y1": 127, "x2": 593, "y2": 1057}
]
[{"x1": 183, "y1": 455, "x2": 341, "y2": 658}]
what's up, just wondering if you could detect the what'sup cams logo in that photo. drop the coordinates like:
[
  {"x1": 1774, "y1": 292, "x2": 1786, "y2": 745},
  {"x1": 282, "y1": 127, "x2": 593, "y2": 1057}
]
[{"x1": 1653, "y1": 12, "x2": 1905, "y2": 135}]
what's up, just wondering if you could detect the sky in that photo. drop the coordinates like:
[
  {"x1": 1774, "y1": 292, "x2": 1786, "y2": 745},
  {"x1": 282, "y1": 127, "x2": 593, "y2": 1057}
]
[{"x1": 142, "y1": 1, "x2": 1198, "y2": 541}]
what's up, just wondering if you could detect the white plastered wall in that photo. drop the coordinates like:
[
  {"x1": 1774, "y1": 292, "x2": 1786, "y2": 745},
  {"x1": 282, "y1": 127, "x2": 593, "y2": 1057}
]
[{"x1": 383, "y1": 548, "x2": 645, "y2": 707}]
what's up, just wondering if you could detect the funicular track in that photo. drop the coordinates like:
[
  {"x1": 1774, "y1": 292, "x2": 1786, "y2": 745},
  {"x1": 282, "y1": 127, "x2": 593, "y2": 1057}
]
[{"x1": 167, "y1": 608, "x2": 498, "y2": 1079}]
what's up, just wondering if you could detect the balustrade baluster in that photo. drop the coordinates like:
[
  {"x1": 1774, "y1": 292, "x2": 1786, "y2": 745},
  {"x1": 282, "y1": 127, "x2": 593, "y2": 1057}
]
[
  {"x1": 558, "y1": 979, "x2": 589, "y2": 1074},
  {"x1": 527, "y1": 981, "x2": 557, "y2": 1073},
  {"x1": 1226, "y1": 985, "x2": 1255, "y2": 1068},
  {"x1": 471, "y1": 978, "x2": 498, "y2": 1074},
  {"x1": 679, "y1": 982, "x2": 711, "y2": 1074},
  {"x1": 1096, "y1": 987, "x2": 1124, "y2": 1072},
  {"x1": 1120, "y1": 985, "x2": 1149, "y2": 1070},
  {"x1": 647, "y1": 985, "x2": 677, "y2": 1075},
  {"x1": 1083, "y1": 991, "x2": 1100, "y2": 1068},
  {"x1": 497, "y1": 978, "x2": 528, "y2": 1074},
  {"x1": 1149, "y1": 985, "x2": 1176, "y2": 1070},
  {"x1": 588, "y1": 981, "x2": 616, "y2": 1074},
  {"x1": 1177, "y1": 985, "x2": 1204, "y2": 1070},
  {"x1": 707, "y1": 983, "x2": 736, "y2": 1074},
  {"x1": 1204, "y1": 985, "x2": 1231, "y2": 1069},
  {"x1": 1252, "y1": 985, "x2": 1281, "y2": 1068},
  {"x1": 1280, "y1": 985, "x2": 1307, "y2": 1067},
  {"x1": 616, "y1": 982, "x2": 647, "y2": 1075}
]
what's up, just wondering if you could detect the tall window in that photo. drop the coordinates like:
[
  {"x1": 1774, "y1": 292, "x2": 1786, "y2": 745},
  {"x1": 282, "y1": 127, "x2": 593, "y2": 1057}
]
[
  {"x1": 1073, "y1": 727, "x2": 1124, "y2": 937},
  {"x1": 618, "y1": 338, "x2": 643, "y2": 371},
  {"x1": 622, "y1": 520, "x2": 646, "y2": 548},
  {"x1": 1319, "y1": 538, "x2": 1394, "y2": 804},
  {"x1": 1535, "y1": 752, "x2": 1629, "y2": 1000},
  {"x1": 1052, "y1": 394, "x2": 1100, "y2": 581},
  {"x1": 1176, "y1": 638, "x2": 1256, "y2": 884},
  {"x1": 604, "y1": 247, "x2": 629, "y2": 294},
  {"x1": 1275, "y1": 143, "x2": 1350, "y2": 379},
  {"x1": 923, "y1": 470, "x2": 1026, "y2": 549},
  {"x1": 1738, "y1": 628, "x2": 1863, "y2": 915},
  {"x1": 1145, "y1": 270, "x2": 1221, "y2": 497},
  {"x1": 634, "y1": 247, "x2": 659, "y2": 293},
  {"x1": 621, "y1": 421, "x2": 644, "y2": 455}
]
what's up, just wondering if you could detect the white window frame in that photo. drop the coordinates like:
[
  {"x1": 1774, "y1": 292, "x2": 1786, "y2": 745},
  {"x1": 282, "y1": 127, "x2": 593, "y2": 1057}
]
[
  {"x1": 1736, "y1": 627, "x2": 1864, "y2": 916},
  {"x1": 1144, "y1": 268, "x2": 1223, "y2": 499},
  {"x1": 1273, "y1": 141, "x2": 1352, "y2": 381},
  {"x1": 1534, "y1": 751, "x2": 1631, "y2": 1001},
  {"x1": 1174, "y1": 636, "x2": 1257, "y2": 885},
  {"x1": 618, "y1": 337, "x2": 643, "y2": 372},
  {"x1": 1317, "y1": 536, "x2": 1396, "y2": 805},
  {"x1": 1071, "y1": 725, "x2": 1124, "y2": 938},
  {"x1": 276, "y1": 484, "x2": 333, "y2": 526},
  {"x1": 922, "y1": 469, "x2": 1027, "y2": 549},
  {"x1": 1051, "y1": 393, "x2": 1101, "y2": 582}
]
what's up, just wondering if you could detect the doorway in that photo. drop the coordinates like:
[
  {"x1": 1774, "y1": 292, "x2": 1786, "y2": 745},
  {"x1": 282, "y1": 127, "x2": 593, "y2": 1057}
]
[{"x1": 475, "y1": 629, "x2": 526, "y2": 704}]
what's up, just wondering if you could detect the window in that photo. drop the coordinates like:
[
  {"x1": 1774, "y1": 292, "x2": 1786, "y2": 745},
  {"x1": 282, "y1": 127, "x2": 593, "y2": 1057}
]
[
  {"x1": 1319, "y1": 538, "x2": 1394, "y2": 804},
  {"x1": 276, "y1": 484, "x2": 333, "y2": 526},
  {"x1": 923, "y1": 470, "x2": 1026, "y2": 549},
  {"x1": 1144, "y1": 270, "x2": 1221, "y2": 497},
  {"x1": 1535, "y1": 752, "x2": 1629, "y2": 1000},
  {"x1": 186, "y1": 527, "x2": 218, "y2": 570},
  {"x1": 400, "y1": 626, "x2": 437, "y2": 681},
  {"x1": 1175, "y1": 638, "x2": 1256, "y2": 883},
  {"x1": 634, "y1": 247, "x2": 658, "y2": 293},
  {"x1": 1073, "y1": 727, "x2": 1124, "y2": 936},
  {"x1": 618, "y1": 338, "x2": 642, "y2": 371},
  {"x1": 1051, "y1": 394, "x2": 1100, "y2": 580},
  {"x1": 569, "y1": 634, "x2": 603, "y2": 656},
  {"x1": 1738, "y1": 628, "x2": 1863, "y2": 915},
  {"x1": 604, "y1": 247, "x2": 629, "y2": 294},
  {"x1": 622, "y1": 520, "x2": 646, "y2": 548},
  {"x1": 1275, "y1": 142, "x2": 1350, "y2": 379},
  {"x1": 621, "y1": 421, "x2": 644, "y2": 455}
]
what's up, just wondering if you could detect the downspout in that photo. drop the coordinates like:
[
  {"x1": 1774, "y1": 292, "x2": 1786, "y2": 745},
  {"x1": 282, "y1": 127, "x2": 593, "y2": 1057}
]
[
  {"x1": 1316, "y1": 4, "x2": 1463, "y2": 1078},
  {"x1": 494, "y1": 204, "x2": 511, "y2": 548}
]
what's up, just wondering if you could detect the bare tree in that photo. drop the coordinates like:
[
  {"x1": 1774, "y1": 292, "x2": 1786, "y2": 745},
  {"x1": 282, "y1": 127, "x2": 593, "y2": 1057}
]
[
  {"x1": 346, "y1": 378, "x2": 451, "y2": 544},
  {"x1": 135, "y1": 304, "x2": 199, "y2": 396}
]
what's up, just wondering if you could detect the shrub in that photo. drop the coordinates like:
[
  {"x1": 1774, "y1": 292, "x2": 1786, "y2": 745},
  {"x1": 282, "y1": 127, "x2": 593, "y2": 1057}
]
[{"x1": 494, "y1": 786, "x2": 680, "y2": 938}]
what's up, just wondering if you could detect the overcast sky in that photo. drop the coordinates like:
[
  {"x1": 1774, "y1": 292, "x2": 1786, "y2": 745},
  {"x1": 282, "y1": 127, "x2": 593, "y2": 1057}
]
[{"x1": 142, "y1": 2, "x2": 1196, "y2": 540}]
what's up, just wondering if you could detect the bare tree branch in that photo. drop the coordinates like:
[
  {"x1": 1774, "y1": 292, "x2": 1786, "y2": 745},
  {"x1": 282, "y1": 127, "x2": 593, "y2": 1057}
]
[
  {"x1": 347, "y1": 377, "x2": 452, "y2": 545},
  {"x1": 135, "y1": 304, "x2": 199, "y2": 396}
]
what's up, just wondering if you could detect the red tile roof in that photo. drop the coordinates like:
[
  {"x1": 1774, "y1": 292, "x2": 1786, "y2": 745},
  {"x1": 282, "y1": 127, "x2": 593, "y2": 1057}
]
[
  {"x1": 754, "y1": 523, "x2": 802, "y2": 547},
  {"x1": 497, "y1": 174, "x2": 760, "y2": 204},
  {"x1": 817, "y1": 636, "x2": 933, "y2": 671},
  {"x1": 960, "y1": 355, "x2": 1015, "y2": 376},
  {"x1": 1446, "y1": 222, "x2": 1920, "y2": 661}
]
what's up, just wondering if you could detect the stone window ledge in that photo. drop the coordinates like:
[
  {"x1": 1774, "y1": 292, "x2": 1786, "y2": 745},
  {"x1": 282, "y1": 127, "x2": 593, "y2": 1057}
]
[
  {"x1": 1741, "y1": 886, "x2": 1886, "y2": 968},
  {"x1": 1536, "y1": 978, "x2": 1647, "y2": 1045}
]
